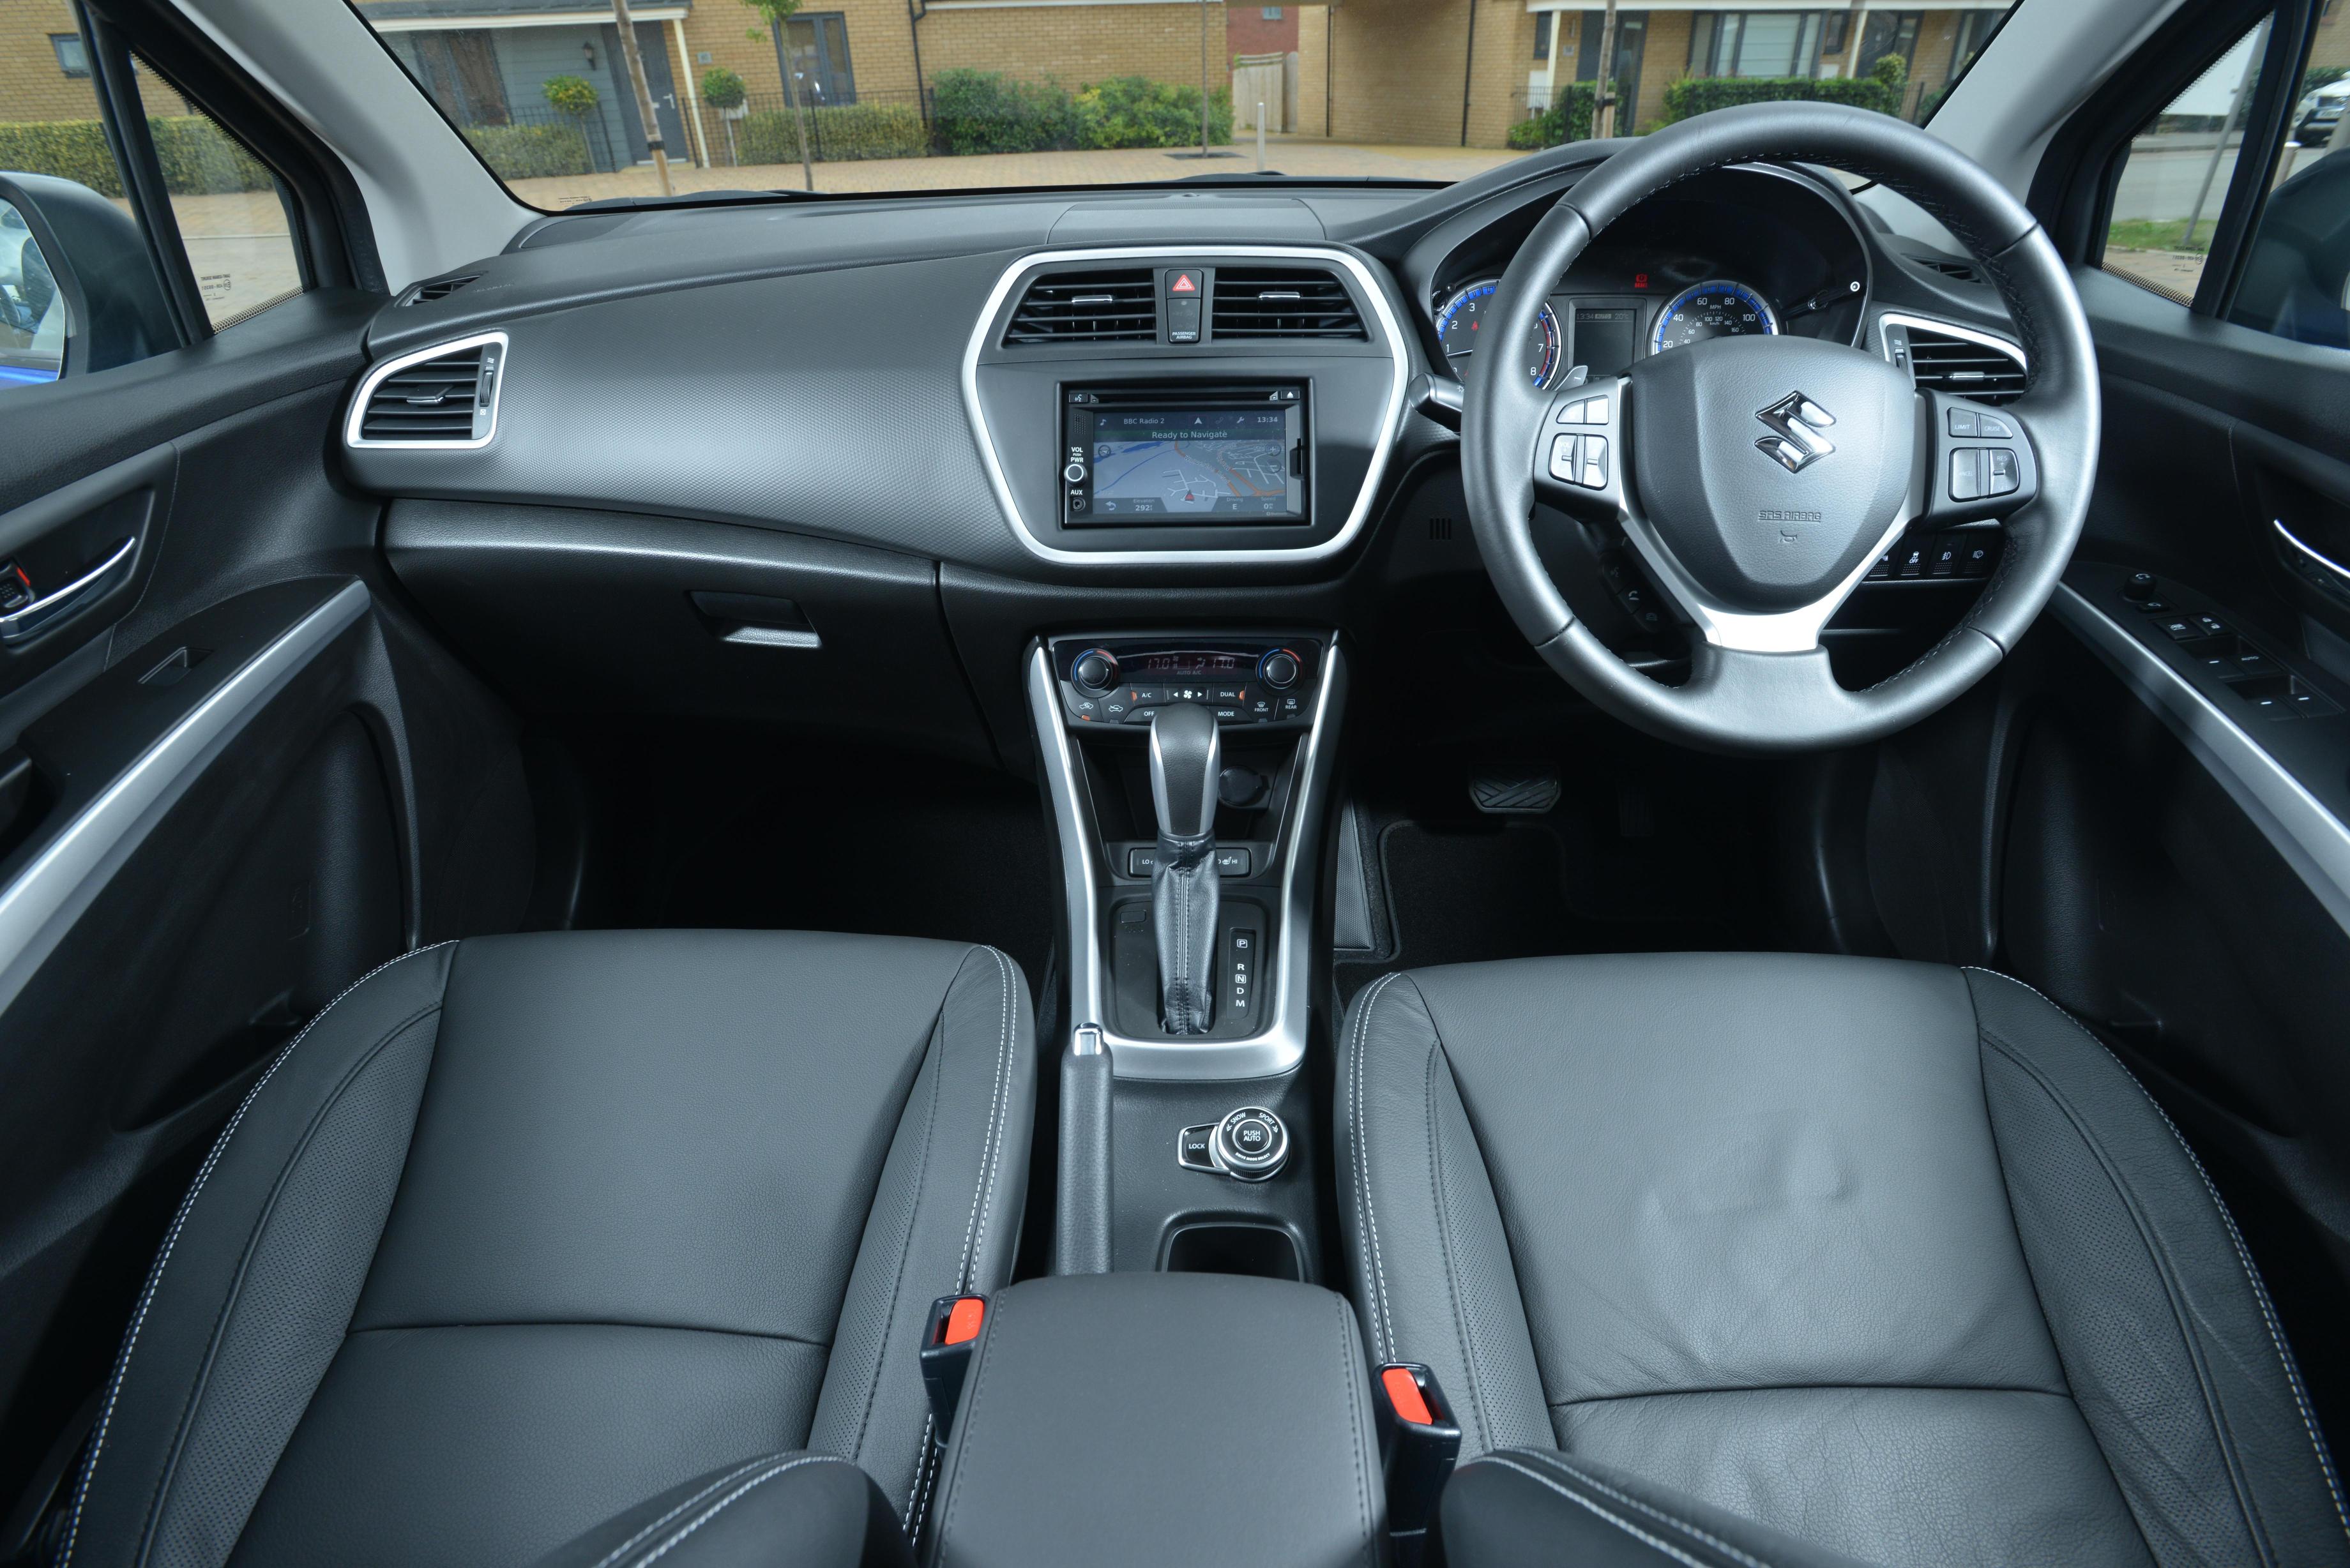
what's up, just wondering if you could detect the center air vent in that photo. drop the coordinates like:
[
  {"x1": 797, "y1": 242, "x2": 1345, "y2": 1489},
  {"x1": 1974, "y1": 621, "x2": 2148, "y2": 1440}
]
[
  {"x1": 1210, "y1": 267, "x2": 1365, "y2": 340},
  {"x1": 1905, "y1": 325, "x2": 2026, "y2": 405},
  {"x1": 352, "y1": 335, "x2": 504, "y2": 445},
  {"x1": 405, "y1": 273, "x2": 480, "y2": 305},
  {"x1": 1006, "y1": 269, "x2": 1157, "y2": 343},
  {"x1": 1906, "y1": 255, "x2": 1980, "y2": 284}
]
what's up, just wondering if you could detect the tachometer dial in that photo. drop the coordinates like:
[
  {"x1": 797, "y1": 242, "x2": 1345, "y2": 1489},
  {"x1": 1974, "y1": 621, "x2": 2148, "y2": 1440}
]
[
  {"x1": 1435, "y1": 280, "x2": 1561, "y2": 389},
  {"x1": 1650, "y1": 280, "x2": 1778, "y2": 354}
]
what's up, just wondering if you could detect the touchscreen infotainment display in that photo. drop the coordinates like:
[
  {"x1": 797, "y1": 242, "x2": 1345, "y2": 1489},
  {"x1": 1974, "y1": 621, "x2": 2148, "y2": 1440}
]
[{"x1": 1063, "y1": 390, "x2": 1307, "y2": 525}]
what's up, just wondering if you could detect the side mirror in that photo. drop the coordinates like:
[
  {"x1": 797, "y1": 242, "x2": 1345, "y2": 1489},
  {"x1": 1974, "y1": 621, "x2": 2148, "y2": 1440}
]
[{"x1": 0, "y1": 172, "x2": 176, "y2": 384}]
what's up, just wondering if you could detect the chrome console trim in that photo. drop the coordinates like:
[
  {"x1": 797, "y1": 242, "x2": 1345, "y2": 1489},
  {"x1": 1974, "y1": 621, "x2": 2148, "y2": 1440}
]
[
  {"x1": 2052, "y1": 583, "x2": 2350, "y2": 939},
  {"x1": 966, "y1": 246, "x2": 1408, "y2": 566},
  {"x1": 0, "y1": 581, "x2": 373, "y2": 1019},
  {"x1": 1027, "y1": 637, "x2": 1344, "y2": 1080}
]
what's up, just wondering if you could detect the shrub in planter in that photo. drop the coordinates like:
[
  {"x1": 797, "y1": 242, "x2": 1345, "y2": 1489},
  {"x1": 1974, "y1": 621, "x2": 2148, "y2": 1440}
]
[
  {"x1": 465, "y1": 122, "x2": 596, "y2": 179},
  {"x1": 929, "y1": 69, "x2": 1078, "y2": 155},
  {"x1": 1072, "y1": 76, "x2": 1231, "y2": 149},
  {"x1": 701, "y1": 67, "x2": 748, "y2": 111},
  {"x1": 542, "y1": 74, "x2": 600, "y2": 117}
]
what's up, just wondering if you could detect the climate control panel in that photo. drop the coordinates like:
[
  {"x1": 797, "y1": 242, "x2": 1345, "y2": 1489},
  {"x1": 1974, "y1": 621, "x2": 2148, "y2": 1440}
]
[{"x1": 1050, "y1": 633, "x2": 1324, "y2": 731}]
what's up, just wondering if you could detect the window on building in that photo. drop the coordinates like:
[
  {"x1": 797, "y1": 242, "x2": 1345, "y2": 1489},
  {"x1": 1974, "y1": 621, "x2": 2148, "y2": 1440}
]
[
  {"x1": 51, "y1": 33, "x2": 91, "y2": 77},
  {"x1": 1819, "y1": 11, "x2": 1850, "y2": 58},
  {"x1": 1262, "y1": 6, "x2": 1285, "y2": 19},
  {"x1": 1948, "y1": 10, "x2": 2000, "y2": 78},
  {"x1": 1691, "y1": 11, "x2": 1829, "y2": 80},
  {"x1": 407, "y1": 31, "x2": 513, "y2": 128},
  {"x1": 779, "y1": 13, "x2": 856, "y2": 107},
  {"x1": 1535, "y1": 12, "x2": 1553, "y2": 63},
  {"x1": 1856, "y1": 11, "x2": 1922, "y2": 77},
  {"x1": 129, "y1": 53, "x2": 305, "y2": 329}
]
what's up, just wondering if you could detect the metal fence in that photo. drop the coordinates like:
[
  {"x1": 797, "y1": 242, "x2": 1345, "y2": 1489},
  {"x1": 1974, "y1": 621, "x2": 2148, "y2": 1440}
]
[{"x1": 699, "y1": 90, "x2": 930, "y2": 169}]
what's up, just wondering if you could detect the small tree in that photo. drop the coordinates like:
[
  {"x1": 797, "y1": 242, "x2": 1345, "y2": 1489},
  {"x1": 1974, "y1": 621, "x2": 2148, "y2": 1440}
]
[
  {"x1": 701, "y1": 66, "x2": 748, "y2": 110},
  {"x1": 541, "y1": 73, "x2": 600, "y2": 117},
  {"x1": 740, "y1": 0, "x2": 814, "y2": 188}
]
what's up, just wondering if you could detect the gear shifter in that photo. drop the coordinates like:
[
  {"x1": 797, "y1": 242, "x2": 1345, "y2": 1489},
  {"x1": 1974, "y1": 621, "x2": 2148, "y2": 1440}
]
[{"x1": 1148, "y1": 704, "x2": 1220, "y2": 1034}]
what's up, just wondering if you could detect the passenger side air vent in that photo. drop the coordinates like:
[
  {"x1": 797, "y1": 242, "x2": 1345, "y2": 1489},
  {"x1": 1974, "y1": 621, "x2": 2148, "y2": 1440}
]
[
  {"x1": 404, "y1": 273, "x2": 479, "y2": 305},
  {"x1": 1210, "y1": 267, "x2": 1365, "y2": 340},
  {"x1": 1006, "y1": 269, "x2": 1158, "y2": 343},
  {"x1": 1905, "y1": 326, "x2": 2026, "y2": 405},
  {"x1": 352, "y1": 335, "x2": 504, "y2": 445}
]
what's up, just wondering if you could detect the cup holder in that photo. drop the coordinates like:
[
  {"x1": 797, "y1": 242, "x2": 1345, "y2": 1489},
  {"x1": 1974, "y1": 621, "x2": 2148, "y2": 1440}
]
[{"x1": 1161, "y1": 1220, "x2": 1305, "y2": 1281}]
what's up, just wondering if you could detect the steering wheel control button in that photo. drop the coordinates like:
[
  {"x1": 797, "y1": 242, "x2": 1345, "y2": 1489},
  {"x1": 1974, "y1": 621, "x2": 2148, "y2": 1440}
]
[
  {"x1": 1213, "y1": 1106, "x2": 1287, "y2": 1180},
  {"x1": 1556, "y1": 394, "x2": 1611, "y2": 425},
  {"x1": 1947, "y1": 407, "x2": 1979, "y2": 437},
  {"x1": 1177, "y1": 1124, "x2": 1220, "y2": 1172},
  {"x1": 1978, "y1": 413, "x2": 2015, "y2": 439},
  {"x1": 1950, "y1": 448, "x2": 1983, "y2": 501},
  {"x1": 1987, "y1": 448, "x2": 2019, "y2": 495},
  {"x1": 1581, "y1": 435, "x2": 1609, "y2": 488}
]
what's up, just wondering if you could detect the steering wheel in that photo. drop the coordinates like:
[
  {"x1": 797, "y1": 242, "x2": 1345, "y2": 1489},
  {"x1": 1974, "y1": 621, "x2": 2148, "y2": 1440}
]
[{"x1": 1462, "y1": 103, "x2": 2099, "y2": 753}]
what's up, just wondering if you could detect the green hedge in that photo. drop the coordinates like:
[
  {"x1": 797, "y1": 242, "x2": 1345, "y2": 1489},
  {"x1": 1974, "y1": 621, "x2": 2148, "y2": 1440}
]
[
  {"x1": 1506, "y1": 82, "x2": 1605, "y2": 149},
  {"x1": 929, "y1": 70, "x2": 1231, "y2": 156},
  {"x1": 0, "y1": 115, "x2": 273, "y2": 197},
  {"x1": 1658, "y1": 56, "x2": 1907, "y2": 124},
  {"x1": 930, "y1": 69, "x2": 1080, "y2": 155},
  {"x1": 1073, "y1": 77, "x2": 1231, "y2": 149},
  {"x1": 736, "y1": 101, "x2": 927, "y2": 164},
  {"x1": 464, "y1": 122, "x2": 595, "y2": 180}
]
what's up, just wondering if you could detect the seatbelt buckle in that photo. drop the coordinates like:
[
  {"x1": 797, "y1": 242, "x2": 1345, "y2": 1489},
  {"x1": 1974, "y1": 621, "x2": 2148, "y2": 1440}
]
[
  {"x1": 920, "y1": 1294, "x2": 987, "y2": 1450},
  {"x1": 1374, "y1": 1362, "x2": 1461, "y2": 1566}
]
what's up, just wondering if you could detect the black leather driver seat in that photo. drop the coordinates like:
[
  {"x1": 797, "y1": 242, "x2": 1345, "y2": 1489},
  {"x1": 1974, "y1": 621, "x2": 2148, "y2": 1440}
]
[
  {"x1": 60, "y1": 930, "x2": 1033, "y2": 1567},
  {"x1": 1339, "y1": 953, "x2": 2350, "y2": 1567}
]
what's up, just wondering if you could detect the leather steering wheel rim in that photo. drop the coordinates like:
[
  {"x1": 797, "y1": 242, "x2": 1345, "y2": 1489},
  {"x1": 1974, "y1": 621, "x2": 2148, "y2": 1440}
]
[{"x1": 1461, "y1": 102, "x2": 2100, "y2": 755}]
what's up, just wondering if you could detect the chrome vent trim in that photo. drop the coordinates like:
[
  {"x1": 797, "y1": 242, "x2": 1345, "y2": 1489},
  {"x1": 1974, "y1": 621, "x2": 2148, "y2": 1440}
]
[
  {"x1": 1881, "y1": 312, "x2": 2028, "y2": 405},
  {"x1": 1210, "y1": 266, "x2": 1365, "y2": 340},
  {"x1": 344, "y1": 332, "x2": 507, "y2": 450},
  {"x1": 1005, "y1": 269, "x2": 1157, "y2": 343}
]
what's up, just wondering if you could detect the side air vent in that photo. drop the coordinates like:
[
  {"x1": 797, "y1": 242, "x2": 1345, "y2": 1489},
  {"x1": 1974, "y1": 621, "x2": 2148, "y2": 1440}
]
[
  {"x1": 1906, "y1": 326, "x2": 2026, "y2": 405},
  {"x1": 404, "y1": 273, "x2": 480, "y2": 305},
  {"x1": 1006, "y1": 269, "x2": 1157, "y2": 343},
  {"x1": 1210, "y1": 267, "x2": 1365, "y2": 340},
  {"x1": 351, "y1": 334, "x2": 504, "y2": 446},
  {"x1": 1907, "y1": 254, "x2": 1980, "y2": 284}
]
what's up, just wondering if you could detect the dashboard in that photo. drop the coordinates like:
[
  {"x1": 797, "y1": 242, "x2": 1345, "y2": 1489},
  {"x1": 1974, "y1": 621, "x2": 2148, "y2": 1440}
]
[{"x1": 344, "y1": 143, "x2": 2030, "y2": 753}]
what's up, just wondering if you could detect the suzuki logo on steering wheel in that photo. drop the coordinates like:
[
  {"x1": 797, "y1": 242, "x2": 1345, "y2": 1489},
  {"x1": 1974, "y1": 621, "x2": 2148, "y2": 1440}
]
[{"x1": 1754, "y1": 391, "x2": 1837, "y2": 473}]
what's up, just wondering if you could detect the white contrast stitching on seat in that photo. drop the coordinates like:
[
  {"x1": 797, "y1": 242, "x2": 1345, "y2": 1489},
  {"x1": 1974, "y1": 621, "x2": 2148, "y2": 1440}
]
[
  {"x1": 1963, "y1": 966, "x2": 2350, "y2": 1549},
  {"x1": 960, "y1": 947, "x2": 1016, "y2": 1292},
  {"x1": 59, "y1": 940, "x2": 457, "y2": 1568},
  {"x1": 1476, "y1": 1456, "x2": 1717, "y2": 1568},
  {"x1": 629, "y1": 1454, "x2": 845, "y2": 1565},
  {"x1": 906, "y1": 1413, "x2": 938, "y2": 1549},
  {"x1": 1516, "y1": 1451, "x2": 1774, "y2": 1568},
  {"x1": 1349, "y1": 971, "x2": 1405, "y2": 1361},
  {"x1": 587, "y1": 1454, "x2": 781, "y2": 1568}
]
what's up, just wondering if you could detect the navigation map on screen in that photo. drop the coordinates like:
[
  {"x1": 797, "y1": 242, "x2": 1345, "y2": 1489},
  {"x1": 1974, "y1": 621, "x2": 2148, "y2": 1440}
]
[{"x1": 1088, "y1": 409, "x2": 1297, "y2": 518}]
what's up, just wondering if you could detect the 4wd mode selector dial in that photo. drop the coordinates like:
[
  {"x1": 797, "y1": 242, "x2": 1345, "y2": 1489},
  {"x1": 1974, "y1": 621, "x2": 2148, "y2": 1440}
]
[
  {"x1": 1213, "y1": 1106, "x2": 1289, "y2": 1180},
  {"x1": 1072, "y1": 648, "x2": 1119, "y2": 694}
]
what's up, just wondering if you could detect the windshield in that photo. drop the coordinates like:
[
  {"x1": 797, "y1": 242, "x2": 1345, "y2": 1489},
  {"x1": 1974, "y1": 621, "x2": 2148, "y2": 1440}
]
[{"x1": 346, "y1": 0, "x2": 2018, "y2": 209}]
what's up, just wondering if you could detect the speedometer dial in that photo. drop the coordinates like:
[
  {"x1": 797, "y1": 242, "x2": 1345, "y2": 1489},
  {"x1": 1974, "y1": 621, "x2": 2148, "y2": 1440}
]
[
  {"x1": 1650, "y1": 280, "x2": 1778, "y2": 354},
  {"x1": 1435, "y1": 280, "x2": 1561, "y2": 389}
]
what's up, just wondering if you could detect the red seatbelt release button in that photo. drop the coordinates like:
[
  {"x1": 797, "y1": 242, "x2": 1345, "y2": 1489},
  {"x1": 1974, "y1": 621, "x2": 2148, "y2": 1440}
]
[{"x1": 920, "y1": 1295, "x2": 988, "y2": 1449}]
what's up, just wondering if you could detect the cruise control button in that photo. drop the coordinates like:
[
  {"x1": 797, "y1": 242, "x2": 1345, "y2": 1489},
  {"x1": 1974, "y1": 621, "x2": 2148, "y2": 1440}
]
[
  {"x1": 1987, "y1": 448, "x2": 2019, "y2": 495},
  {"x1": 1550, "y1": 433, "x2": 1581, "y2": 481},
  {"x1": 1950, "y1": 449, "x2": 1983, "y2": 502},
  {"x1": 1978, "y1": 413, "x2": 2014, "y2": 439},
  {"x1": 1947, "y1": 408, "x2": 1980, "y2": 437},
  {"x1": 1581, "y1": 434, "x2": 1608, "y2": 488}
]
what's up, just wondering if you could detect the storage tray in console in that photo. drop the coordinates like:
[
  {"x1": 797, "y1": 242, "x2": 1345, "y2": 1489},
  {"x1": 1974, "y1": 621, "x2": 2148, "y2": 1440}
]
[{"x1": 928, "y1": 1272, "x2": 1383, "y2": 1567}]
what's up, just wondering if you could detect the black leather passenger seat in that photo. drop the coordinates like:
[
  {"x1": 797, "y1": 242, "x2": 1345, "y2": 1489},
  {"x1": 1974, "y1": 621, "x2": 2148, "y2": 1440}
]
[{"x1": 59, "y1": 930, "x2": 1033, "y2": 1568}]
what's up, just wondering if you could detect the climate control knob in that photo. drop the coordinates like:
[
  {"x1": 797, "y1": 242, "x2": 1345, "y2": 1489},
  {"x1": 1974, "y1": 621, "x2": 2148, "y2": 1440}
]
[
  {"x1": 1257, "y1": 649, "x2": 1301, "y2": 690},
  {"x1": 1072, "y1": 648, "x2": 1119, "y2": 694}
]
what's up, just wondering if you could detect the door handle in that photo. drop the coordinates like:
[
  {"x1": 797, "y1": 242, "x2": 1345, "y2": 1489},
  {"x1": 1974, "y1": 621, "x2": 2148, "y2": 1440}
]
[{"x1": 0, "y1": 535, "x2": 137, "y2": 644}]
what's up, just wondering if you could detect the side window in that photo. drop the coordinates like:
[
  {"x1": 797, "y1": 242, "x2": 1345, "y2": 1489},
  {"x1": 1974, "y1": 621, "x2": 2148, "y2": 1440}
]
[
  {"x1": 2231, "y1": 9, "x2": 2350, "y2": 349},
  {"x1": 0, "y1": 6, "x2": 307, "y2": 388},
  {"x1": 128, "y1": 54, "x2": 304, "y2": 329},
  {"x1": 2104, "y1": 15, "x2": 2281, "y2": 305}
]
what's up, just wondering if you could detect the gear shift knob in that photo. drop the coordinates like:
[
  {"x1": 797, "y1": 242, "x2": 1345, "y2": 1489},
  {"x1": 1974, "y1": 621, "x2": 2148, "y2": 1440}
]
[
  {"x1": 1149, "y1": 703, "x2": 1220, "y2": 840},
  {"x1": 1148, "y1": 704, "x2": 1220, "y2": 1034}
]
